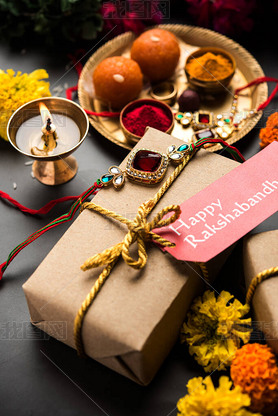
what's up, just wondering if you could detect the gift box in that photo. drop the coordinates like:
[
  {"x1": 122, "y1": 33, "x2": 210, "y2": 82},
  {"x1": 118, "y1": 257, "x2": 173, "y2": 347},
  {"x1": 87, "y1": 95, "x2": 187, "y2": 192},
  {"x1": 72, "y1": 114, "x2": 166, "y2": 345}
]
[
  {"x1": 23, "y1": 127, "x2": 239, "y2": 385},
  {"x1": 243, "y1": 230, "x2": 278, "y2": 353}
]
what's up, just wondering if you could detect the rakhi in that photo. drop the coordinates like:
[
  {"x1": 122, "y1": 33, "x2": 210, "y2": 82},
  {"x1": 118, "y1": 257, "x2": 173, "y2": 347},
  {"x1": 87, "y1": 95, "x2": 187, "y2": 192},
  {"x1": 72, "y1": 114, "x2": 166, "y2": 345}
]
[
  {"x1": 174, "y1": 98, "x2": 254, "y2": 141},
  {"x1": 99, "y1": 136, "x2": 244, "y2": 189},
  {"x1": 174, "y1": 76, "x2": 278, "y2": 143},
  {"x1": 0, "y1": 136, "x2": 244, "y2": 280}
]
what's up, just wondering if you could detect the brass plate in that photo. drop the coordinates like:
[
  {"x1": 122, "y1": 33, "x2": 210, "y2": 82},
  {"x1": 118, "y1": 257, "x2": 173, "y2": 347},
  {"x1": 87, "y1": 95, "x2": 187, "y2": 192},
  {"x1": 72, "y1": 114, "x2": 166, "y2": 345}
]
[{"x1": 78, "y1": 24, "x2": 267, "y2": 152}]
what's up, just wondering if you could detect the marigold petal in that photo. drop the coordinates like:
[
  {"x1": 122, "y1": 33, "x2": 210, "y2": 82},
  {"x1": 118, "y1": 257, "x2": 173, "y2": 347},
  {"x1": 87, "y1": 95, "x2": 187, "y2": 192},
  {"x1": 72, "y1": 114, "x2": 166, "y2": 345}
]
[{"x1": 29, "y1": 69, "x2": 49, "y2": 80}]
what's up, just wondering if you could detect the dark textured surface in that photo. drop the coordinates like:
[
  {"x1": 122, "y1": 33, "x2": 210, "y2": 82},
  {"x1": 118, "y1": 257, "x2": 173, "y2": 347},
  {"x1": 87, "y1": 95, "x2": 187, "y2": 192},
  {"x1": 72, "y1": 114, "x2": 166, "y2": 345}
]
[{"x1": 0, "y1": 23, "x2": 278, "y2": 416}]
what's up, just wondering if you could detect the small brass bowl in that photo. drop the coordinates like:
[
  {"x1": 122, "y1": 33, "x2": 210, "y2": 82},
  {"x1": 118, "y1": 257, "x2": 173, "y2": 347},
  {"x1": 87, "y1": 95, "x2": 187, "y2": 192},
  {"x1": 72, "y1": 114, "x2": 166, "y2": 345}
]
[
  {"x1": 184, "y1": 47, "x2": 236, "y2": 94},
  {"x1": 120, "y1": 98, "x2": 174, "y2": 145},
  {"x1": 150, "y1": 82, "x2": 177, "y2": 106}
]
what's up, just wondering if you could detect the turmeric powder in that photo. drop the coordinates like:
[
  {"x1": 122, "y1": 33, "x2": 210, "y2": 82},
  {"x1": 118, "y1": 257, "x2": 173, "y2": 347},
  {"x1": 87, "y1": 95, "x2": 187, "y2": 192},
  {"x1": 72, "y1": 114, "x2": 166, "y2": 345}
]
[{"x1": 186, "y1": 52, "x2": 233, "y2": 81}]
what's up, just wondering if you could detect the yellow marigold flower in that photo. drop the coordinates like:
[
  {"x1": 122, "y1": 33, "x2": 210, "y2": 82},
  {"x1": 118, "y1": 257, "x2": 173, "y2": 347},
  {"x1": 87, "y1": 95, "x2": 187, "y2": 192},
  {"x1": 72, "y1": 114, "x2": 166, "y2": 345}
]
[
  {"x1": 0, "y1": 69, "x2": 51, "y2": 141},
  {"x1": 231, "y1": 343, "x2": 278, "y2": 415},
  {"x1": 181, "y1": 290, "x2": 252, "y2": 372},
  {"x1": 177, "y1": 376, "x2": 262, "y2": 416}
]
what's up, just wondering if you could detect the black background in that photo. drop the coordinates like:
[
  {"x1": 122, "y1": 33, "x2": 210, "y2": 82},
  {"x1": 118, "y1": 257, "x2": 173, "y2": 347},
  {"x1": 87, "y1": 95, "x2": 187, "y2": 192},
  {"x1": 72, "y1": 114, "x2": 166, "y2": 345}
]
[{"x1": 0, "y1": 5, "x2": 278, "y2": 416}]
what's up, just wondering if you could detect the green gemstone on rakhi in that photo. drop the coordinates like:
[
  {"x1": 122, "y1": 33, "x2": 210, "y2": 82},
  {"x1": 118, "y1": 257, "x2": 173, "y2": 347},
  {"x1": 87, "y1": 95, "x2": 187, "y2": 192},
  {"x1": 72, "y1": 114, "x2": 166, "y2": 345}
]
[
  {"x1": 177, "y1": 114, "x2": 183, "y2": 119},
  {"x1": 224, "y1": 118, "x2": 231, "y2": 123},
  {"x1": 178, "y1": 144, "x2": 189, "y2": 152},
  {"x1": 101, "y1": 174, "x2": 113, "y2": 183}
]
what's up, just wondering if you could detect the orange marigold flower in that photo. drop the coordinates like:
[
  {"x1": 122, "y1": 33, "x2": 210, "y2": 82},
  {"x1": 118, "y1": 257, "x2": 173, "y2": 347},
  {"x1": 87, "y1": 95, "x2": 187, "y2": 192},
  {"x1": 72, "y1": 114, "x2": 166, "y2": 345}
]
[
  {"x1": 231, "y1": 343, "x2": 278, "y2": 415},
  {"x1": 259, "y1": 112, "x2": 278, "y2": 148}
]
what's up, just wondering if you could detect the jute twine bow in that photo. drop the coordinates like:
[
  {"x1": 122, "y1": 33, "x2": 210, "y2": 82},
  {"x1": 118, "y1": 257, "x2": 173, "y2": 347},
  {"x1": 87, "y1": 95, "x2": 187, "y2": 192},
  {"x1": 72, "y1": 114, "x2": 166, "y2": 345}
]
[
  {"x1": 80, "y1": 200, "x2": 180, "y2": 272},
  {"x1": 74, "y1": 151, "x2": 195, "y2": 356}
]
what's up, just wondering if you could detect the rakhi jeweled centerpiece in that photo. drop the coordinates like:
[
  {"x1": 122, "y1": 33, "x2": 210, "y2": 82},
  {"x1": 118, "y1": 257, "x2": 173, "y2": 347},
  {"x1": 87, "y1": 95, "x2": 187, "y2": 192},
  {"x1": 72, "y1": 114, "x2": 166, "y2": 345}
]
[{"x1": 100, "y1": 143, "x2": 191, "y2": 189}]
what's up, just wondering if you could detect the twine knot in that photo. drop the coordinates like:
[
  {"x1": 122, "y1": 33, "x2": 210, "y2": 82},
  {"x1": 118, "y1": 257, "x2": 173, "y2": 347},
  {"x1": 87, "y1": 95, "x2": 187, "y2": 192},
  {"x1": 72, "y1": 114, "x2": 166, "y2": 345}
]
[{"x1": 80, "y1": 200, "x2": 181, "y2": 272}]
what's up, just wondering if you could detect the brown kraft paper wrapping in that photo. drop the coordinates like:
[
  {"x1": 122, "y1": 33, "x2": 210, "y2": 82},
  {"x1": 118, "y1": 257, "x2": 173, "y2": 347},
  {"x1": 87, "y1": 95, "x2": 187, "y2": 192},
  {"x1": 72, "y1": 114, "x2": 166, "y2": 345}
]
[
  {"x1": 23, "y1": 127, "x2": 239, "y2": 385},
  {"x1": 243, "y1": 230, "x2": 278, "y2": 353}
]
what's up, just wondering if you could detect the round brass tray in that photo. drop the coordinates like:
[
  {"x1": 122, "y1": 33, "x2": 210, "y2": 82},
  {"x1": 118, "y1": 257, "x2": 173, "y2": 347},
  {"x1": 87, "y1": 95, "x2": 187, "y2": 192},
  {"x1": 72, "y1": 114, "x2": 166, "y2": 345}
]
[{"x1": 78, "y1": 24, "x2": 267, "y2": 152}]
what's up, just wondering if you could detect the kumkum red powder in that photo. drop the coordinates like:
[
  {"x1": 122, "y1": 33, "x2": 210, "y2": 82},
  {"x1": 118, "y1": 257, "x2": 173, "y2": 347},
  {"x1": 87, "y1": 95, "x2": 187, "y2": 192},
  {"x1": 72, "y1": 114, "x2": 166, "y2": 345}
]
[{"x1": 122, "y1": 104, "x2": 172, "y2": 137}]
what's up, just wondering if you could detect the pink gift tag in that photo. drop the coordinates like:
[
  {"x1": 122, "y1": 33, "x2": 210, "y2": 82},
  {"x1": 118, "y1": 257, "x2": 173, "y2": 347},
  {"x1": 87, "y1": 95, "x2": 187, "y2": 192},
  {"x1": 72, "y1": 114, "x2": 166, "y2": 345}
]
[{"x1": 155, "y1": 142, "x2": 278, "y2": 263}]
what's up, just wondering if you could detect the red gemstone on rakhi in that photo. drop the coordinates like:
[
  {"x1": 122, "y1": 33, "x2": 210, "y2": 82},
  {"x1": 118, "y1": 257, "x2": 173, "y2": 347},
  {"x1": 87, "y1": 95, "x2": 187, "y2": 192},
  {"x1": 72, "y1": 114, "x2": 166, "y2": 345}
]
[
  {"x1": 199, "y1": 113, "x2": 210, "y2": 124},
  {"x1": 132, "y1": 150, "x2": 162, "y2": 172}
]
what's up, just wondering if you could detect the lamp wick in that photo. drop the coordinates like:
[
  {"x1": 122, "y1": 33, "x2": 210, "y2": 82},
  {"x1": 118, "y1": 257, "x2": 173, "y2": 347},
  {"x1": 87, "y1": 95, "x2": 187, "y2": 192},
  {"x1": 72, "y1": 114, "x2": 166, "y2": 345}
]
[{"x1": 46, "y1": 118, "x2": 52, "y2": 132}]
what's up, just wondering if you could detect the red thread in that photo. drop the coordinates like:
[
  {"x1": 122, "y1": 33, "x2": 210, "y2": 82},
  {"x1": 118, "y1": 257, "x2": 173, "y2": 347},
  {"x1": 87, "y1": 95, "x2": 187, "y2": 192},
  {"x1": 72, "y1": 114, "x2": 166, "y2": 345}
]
[
  {"x1": 0, "y1": 190, "x2": 80, "y2": 215},
  {"x1": 235, "y1": 76, "x2": 278, "y2": 111},
  {"x1": 0, "y1": 182, "x2": 102, "y2": 279},
  {"x1": 84, "y1": 109, "x2": 120, "y2": 117},
  {"x1": 257, "y1": 83, "x2": 278, "y2": 111},
  {"x1": 192, "y1": 138, "x2": 245, "y2": 162},
  {"x1": 65, "y1": 82, "x2": 119, "y2": 117},
  {"x1": 66, "y1": 85, "x2": 78, "y2": 100}
]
